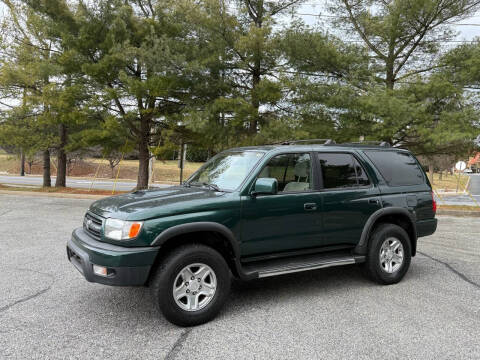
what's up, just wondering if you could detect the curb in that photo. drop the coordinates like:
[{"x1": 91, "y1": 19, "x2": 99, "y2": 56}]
[
  {"x1": 0, "y1": 190, "x2": 106, "y2": 200},
  {"x1": 437, "y1": 209, "x2": 480, "y2": 217}
]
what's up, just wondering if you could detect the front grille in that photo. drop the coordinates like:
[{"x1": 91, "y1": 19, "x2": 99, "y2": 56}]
[{"x1": 83, "y1": 212, "x2": 103, "y2": 240}]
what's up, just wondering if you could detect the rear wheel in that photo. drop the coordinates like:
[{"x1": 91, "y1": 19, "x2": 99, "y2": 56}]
[
  {"x1": 365, "y1": 223, "x2": 411, "y2": 285},
  {"x1": 150, "y1": 244, "x2": 231, "y2": 327}
]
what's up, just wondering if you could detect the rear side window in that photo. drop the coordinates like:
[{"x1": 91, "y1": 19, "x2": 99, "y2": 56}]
[
  {"x1": 318, "y1": 153, "x2": 370, "y2": 189},
  {"x1": 364, "y1": 151, "x2": 424, "y2": 186}
]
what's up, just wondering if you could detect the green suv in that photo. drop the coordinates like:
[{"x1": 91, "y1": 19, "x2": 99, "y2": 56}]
[{"x1": 67, "y1": 141, "x2": 437, "y2": 326}]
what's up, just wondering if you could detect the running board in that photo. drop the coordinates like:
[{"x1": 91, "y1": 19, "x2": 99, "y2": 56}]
[{"x1": 242, "y1": 251, "x2": 365, "y2": 279}]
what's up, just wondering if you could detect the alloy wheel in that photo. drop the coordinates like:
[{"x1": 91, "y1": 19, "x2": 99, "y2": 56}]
[
  {"x1": 172, "y1": 263, "x2": 217, "y2": 312},
  {"x1": 379, "y1": 237, "x2": 404, "y2": 274}
]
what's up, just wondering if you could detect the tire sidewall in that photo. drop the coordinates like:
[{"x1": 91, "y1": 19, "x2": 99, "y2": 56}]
[
  {"x1": 368, "y1": 224, "x2": 412, "y2": 284},
  {"x1": 154, "y1": 245, "x2": 231, "y2": 326}
]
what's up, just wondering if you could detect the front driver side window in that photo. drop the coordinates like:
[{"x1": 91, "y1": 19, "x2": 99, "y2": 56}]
[{"x1": 258, "y1": 153, "x2": 312, "y2": 192}]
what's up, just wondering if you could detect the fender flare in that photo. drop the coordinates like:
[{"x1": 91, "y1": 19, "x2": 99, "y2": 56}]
[
  {"x1": 151, "y1": 222, "x2": 239, "y2": 255},
  {"x1": 150, "y1": 222, "x2": 254, "y2": 280},
  {"x1": 354, "y1": 207, "x2": 417, "y2": 255}
]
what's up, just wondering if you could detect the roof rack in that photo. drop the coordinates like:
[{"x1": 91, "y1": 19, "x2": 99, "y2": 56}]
[
  {"x1": 336, "y1": 141, "x2": 391, "y2": 148},
  {"x1": 277, "y1": 139, "x2": 336, "y2": 145}
]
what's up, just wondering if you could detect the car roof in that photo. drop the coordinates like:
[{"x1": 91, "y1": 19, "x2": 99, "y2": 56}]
[{"x1": 227, "y1": 144, "x2": 409, "y2": 153}]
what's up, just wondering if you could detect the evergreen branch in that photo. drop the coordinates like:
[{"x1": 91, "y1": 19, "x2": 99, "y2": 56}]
[
  {"x1": 245, "y1": 0, "x2": 258, "y2": 23},
  {"x1": 269, "y1": 1, "x2": 303, "y2": 16},
  {"x1": 342, "y1": 0, "x2": 387, "y2": 60},
  {"x1": 395, "y1": 66, "x2": 442, "y2": 81}
]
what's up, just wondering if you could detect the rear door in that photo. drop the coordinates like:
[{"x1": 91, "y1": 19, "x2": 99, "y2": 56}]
[{"x1": 316, "y1": 152, "x2": 382, "y2": 246}]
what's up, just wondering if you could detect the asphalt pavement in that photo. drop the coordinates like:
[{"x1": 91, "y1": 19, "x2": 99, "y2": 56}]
[
  {"x1": 469, "y1": 173, "x2": 480, "y2": 195},
  {"x1": 0, "y1": 194, "x2": 479, "y2": 359},
  {"x1": 0, "y1": 175, "x2": 170, "y2": 191},
  {"x1": 434, "y1": 174, "x2": 480, "y2": 206}
]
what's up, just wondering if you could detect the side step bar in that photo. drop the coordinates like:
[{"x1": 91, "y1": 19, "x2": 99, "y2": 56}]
[{"x1": 242, "y1": 251, "x2": 365, "y2": 279}]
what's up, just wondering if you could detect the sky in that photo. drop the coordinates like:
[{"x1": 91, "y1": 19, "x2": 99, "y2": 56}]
[
  {"x1": 294, "y1": 2, "x2": 480, "y2": 42},
  {"x1": 0, "y1": 1, "x2": 478, "y2": 41}
]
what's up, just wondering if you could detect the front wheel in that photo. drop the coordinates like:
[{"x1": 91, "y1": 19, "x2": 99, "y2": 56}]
[
  {"x1": 150, "y1": 244, "x2": 231, "y2": 327},
  {"x1": 365, "y1": 223, "x2": 411, "y2": 285}
]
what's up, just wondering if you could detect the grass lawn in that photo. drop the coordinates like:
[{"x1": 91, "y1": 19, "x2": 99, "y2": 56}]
[
  {"x1": 0, "y1": 153, "x2": 17, "y2": 174},
  {"x1": 0, "y1": 155, "x2": 204, "y2": 183},
  {"x1": 430, "y1": 172, "x2": 469, "y2": 192},
  {"x1": 0, "y1": 184, "x2": 127, "y2": 196},
  {"x1": 87, "y1": 158, "x2": 203, "y2": 183}
]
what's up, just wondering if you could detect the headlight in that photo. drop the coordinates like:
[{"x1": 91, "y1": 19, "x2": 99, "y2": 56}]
[{"x1": 104, "y1": 218, "x2": 143, "y2": 240}]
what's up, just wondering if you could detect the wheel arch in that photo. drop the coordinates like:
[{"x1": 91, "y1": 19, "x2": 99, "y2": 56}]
[
  {"x1": 148, "y1": 222, "x2": 250, "y2": 283},
  {"x1": 355, "y1": 207, "x2": 417, "y2": 256}
]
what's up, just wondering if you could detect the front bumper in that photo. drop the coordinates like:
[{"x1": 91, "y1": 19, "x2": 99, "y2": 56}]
[{"x1": 67, "y1": 228, "x2": 159, "y2": 286}]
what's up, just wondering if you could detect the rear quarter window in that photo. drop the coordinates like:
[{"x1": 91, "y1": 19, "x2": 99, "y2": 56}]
[{"x1": 364, "y1": 150, "x2": 425, "y2": 186}]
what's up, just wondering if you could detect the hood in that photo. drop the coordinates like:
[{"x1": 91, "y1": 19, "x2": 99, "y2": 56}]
[{"x1": 89, "y1": 185, "x2": 228, "y2": 220}]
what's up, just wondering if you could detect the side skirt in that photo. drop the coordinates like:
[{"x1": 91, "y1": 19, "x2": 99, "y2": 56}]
[{"x1": 240, "y1": 250, "x2": 365, "y2": 279}]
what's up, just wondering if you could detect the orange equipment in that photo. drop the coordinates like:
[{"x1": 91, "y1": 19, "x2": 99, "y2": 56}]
[{"x1": 468, "y1": 152, "x2": 480, "y2": 167}]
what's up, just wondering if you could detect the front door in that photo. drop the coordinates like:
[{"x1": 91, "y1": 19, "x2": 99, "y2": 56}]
[
  {"x1": 240, "y1": 153, "x2": 323, "y2": 257},
  {"x1": 316, "y1": 152, "x2": 381, "y2": 246}
]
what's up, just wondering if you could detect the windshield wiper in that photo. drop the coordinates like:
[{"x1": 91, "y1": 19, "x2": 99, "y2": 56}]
[
  {"x1": 202, "y1": 182, "x2": 222, "y2": 192},
  {"x1": 187, "y1": 181, "x2": 222, "y2": 191}
]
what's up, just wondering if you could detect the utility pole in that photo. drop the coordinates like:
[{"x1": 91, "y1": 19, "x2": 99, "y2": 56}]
[
  {"x1": 20, "y1": 90, "x2": 26, "y2": 177},
  {"x1": 20, "y1": 149, "x2": 25, "y2": 176},
  {"x1": 148, "y1": 154, "x2": 154, "y2": 187},
  {"x1": 179, "y1": 142, "x2": 186, "y2": 185}
]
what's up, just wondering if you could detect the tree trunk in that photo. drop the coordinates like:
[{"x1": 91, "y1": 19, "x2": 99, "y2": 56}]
[
  {"x1": 137, "y1": 117, "x2": 150, "y2": 189},
  {"x1": 43, "y1": 149, "x2": 51, "y2": 187},
  {"x1": 439, "y1": 170, "x2": 443, "y2": 180},
  {"x1": 428, "y1": 163, "x2": 434, "y2": 185},
  {"x1": 20, "y1": 149, "x2": 25, "y2": 176},
  {"x1": 56, "y1": 124, "x2": 67, "y2": 187},
  {"x1": 385, "y1": 56, "x2": 395, "y2": 90},
  {"x1": 249, "y1": 4, "x2": 262, "y2": 135},
  {"x1": 250, "y1": 68, "x2": 260, "y2": 134}
]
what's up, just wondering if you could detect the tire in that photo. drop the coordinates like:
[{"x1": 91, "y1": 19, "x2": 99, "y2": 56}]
[
  {"x1": 150, "y1": 244, "x2": 231, "y2": 327},
  {"x1": 365, "y1": 223, "x2": 411, "y2": 285}
]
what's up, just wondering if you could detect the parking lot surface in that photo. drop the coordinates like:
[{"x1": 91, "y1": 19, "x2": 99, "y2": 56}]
[{"x1": 0, "y1": 194, "x2": 479, "y2": 360}]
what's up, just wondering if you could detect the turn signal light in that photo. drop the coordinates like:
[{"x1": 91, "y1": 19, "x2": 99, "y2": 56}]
[
  {"x1": 93, "y1": 265, "x2": 108, "y2": 277},
  {"x1": 105, "y1": 219, "x2": 144, "y2": 240},
  {"x1": 129, "y1": 223, "x2": 142, "y2": 238},
  {"x1": 431, "y1": 191, "x2": 437, "y2": 214}
]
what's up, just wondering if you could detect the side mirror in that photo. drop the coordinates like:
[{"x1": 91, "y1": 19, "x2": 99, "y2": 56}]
[{"x1": 251, "y1": 178, "x2": 278, "y2": 197}]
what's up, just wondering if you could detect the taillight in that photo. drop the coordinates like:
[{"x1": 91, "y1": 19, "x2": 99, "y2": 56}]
[{"x1": 431, "y1": 191, "x2": 437, "y2": 214}]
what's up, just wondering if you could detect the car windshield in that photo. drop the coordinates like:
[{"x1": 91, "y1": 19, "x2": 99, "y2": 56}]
[{"x1": 187, "y1": 151, "x2": 264, "y2": 191}]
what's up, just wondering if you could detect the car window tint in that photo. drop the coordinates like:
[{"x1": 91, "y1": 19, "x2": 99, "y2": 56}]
[
  {"x1": 353, "y1": 157, "x2": 370, "y2": 186},
  {"x1": 364, "y1": 151, "x2": 424, "y2": 186},
  {"x1": 259, "y1": 153, "x2": 312, "y2": 192},
  {"x1": 318, "y1": 153, "x2": 358, "y2": 189}
]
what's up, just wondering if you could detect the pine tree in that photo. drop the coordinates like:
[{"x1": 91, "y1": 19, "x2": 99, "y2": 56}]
[
  {"x1": 29, "y1": 0, "x2": 209, "y2": 189},
  {"x1": 0, "y1": 1, "x2": 61, "y2": 186}
]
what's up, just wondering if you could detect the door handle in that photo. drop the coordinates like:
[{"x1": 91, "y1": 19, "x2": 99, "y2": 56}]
[
  {"x1": 369, "y1": 199, "x2": 379, "y2": 205},
  {"x1": 304, "y1": 203, "x2": 317, "y2": 211}
]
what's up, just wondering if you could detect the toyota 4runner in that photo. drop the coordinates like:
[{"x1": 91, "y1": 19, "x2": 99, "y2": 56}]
[{"x1": 67, "y1": 140, "x2": 437, "y2": 326}]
